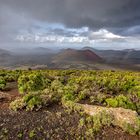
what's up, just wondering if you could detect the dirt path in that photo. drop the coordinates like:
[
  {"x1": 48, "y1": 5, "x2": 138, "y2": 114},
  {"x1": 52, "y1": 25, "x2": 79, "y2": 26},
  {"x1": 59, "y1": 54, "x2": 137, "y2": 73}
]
[{"x1": 0, "y1": 82, "x2": 20, "y2": 109}]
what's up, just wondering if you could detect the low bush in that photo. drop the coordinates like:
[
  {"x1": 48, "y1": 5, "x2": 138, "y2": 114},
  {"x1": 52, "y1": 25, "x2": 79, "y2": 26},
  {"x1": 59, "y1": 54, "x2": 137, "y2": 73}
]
[
  {"x1": 123, "y1": 118, "x2": 140, "y2": 135},
  {"x1": 10, "y1": 92, "x2": 44, "y2": 111},
  {"x1": 0, "y1": 76, "x2": 6, "y2": 90},
  {"x1": 9, "y1": 98, "x2": 26, "y2": 111},
  {"x1": 78, "y1": 110, "x2": 114, "y2": 138},
  {"x1": 18, "y1": 72, "x2": 47, "y2": 94},
  {"x1": 106, "y1": 95, "x2": 136, "y2": 110},
  {"x1": 105, "y1": 98, "x2": 118, "y2": 107}
]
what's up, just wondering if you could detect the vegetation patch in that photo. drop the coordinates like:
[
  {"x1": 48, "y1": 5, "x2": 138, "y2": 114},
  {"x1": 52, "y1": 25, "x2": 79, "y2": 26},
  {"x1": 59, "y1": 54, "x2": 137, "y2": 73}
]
[{"x1": 0, "y1": 69, "x2": 140, "y2": 138}]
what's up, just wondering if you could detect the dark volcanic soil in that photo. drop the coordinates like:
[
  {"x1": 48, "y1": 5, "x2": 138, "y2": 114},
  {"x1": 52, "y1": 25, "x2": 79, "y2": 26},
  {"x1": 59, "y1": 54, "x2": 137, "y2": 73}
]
[
  {"x1": 0, "y1": 82, "x2": 19, "y2": 109},
  {"x1": 0, "y1": 105, "x2": 140, "y2": 140},
  {"x1": 0, "y1": 83, "x2": 140, "y2": 140}
]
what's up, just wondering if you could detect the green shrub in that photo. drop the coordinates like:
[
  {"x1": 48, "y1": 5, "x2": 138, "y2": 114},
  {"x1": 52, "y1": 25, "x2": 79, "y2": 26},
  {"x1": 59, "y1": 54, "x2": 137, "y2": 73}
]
[
  {"x1": 10, "y1": 93, "x2": 43, "y2": 111},
  {"x1": 0, "y1": 76, "x2": 6, "y2": 90},
  {"x1": 117, "y1": 95, "x2": 136, "y2": 110},
  {"x1": 77, "y1": 91, "x2": 87, "y2": 101},
  {"x1": 18, "y1": 72, "x2": 47, "y2": 94},
  {"x1": 51, "y1": 80, "x2": 64, "y2": 95},
  {"x1": 9, "y1": 70, "x2": 140, "y2": 114},
  {"x1": 106, "y1": 98, "x2": 118, "y2": 107},
  {"x1": 9, "y1": 98, "x2": 26, "y2": 111},
  {"x1": 123, "y1": 118, "x2": 140, "y2": 135},
  {"x1": 90, "y1": 93, "x2": 107, "y2": 104},
  {"x1": 29, "y1": 130, "x2": 36, "y2": 138},
  {"x1": 26, "y1": 95, "x2": 42, "y2": 111},
  {"x1": 106, "y1": 95, "x2": 136, "y2": 110},
  {"x1": 62, "y1": 93, "x2": 76, "y2": 102},
  {"x1": 22, "y1": 93, "x2": 43, "y2": 111},
  {"x1": 83, "y1": 111, "x2": 114, "y2": 135}
]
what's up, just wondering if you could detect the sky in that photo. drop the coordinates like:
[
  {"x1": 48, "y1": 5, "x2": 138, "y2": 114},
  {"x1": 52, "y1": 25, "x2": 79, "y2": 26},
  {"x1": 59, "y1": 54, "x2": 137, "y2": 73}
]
[{"x1": 0, "y1": 0, "x2": 140, "y2": 50}]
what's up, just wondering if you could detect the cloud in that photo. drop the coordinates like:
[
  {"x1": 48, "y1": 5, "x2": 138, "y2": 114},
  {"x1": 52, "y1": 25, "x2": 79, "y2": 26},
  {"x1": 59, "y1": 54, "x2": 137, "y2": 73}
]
[
  {"x1": 89, "y1": 29, "x2": 125, "y2": 41},
  {"x1": 15, "y1": 28, "x2": 130, "y2": 45},
  {"x1": 120, "y1": 26, "x2": 140, "y2": 36},
  {"x1": 0, "y1": 0, "x2": 140, "y2": 49},
  {"x1": 15, "y1": 27, "x2": 89, "y2": 44},
  {"x1": 1, "y1": 0, "x2": 140, "y2": 30}
]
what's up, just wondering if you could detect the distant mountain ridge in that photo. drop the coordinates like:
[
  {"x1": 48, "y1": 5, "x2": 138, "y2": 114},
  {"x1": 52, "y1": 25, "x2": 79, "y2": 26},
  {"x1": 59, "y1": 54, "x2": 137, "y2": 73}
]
[
  {"x1": 0, "y1": 48, "x2": 12, "y2": 56},
  {"x1": 52, "y1": 48, "x2": 102, "y2": 63},
  {"x1": 0, "y1": 47, "x2": 140, "y2": 70},
  {"x1": 82, "y1": 46, "x2": 140, "y2": 64}
]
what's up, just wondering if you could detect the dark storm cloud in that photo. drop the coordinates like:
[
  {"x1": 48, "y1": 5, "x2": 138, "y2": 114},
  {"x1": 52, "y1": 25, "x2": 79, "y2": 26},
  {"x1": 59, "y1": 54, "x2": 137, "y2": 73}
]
[
  {"x1": 0, "y1": 0, "x2": 140, "y2": 45},
  {"x1": 0, "y1": 0, "x2": 140, "y2": 29}
]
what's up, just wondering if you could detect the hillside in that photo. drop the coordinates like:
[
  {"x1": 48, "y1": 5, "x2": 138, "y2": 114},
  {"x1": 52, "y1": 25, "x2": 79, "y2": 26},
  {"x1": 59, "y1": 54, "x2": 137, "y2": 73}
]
[
  {"x1": 0, "y1": 47, "x2": 140, "y2": 70},
  {"x1": 52, "y1": 48, "x2": 102, "y2": 63},
  {"x1": 82, "y1": 47, "x2": 140, "y2": 64},
  {"x1": 31, "y1": 47, "x2": 54, "y2": 55},
  {"x1": 0, "y1": 49, "x2": 13, "y2": 66},
  {"x1": 0, "y1": 48, "x2": 11, "y2": 56}
]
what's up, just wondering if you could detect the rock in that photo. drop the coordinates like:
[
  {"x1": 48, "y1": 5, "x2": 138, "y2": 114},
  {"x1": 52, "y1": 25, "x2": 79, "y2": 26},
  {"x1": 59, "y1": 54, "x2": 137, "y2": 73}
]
[
  {"x1": 78, "y1": 104, "x2": 139, "y2": 131},
  {"x1": 110, "y1": 107, "x2": 138, "y2": 127}
]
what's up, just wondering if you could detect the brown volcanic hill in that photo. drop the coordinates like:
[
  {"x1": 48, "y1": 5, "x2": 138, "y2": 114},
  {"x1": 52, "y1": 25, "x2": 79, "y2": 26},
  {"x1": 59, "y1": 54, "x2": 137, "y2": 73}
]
[{"x1": 52, "y1": 48, "x2": 102, "y2": 63}]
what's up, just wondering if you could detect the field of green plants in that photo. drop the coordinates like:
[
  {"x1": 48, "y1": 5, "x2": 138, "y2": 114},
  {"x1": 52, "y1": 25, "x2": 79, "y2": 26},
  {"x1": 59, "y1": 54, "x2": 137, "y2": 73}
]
[{"x1": 0, "y1": 69, "x2": 140, "y2": 139}]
